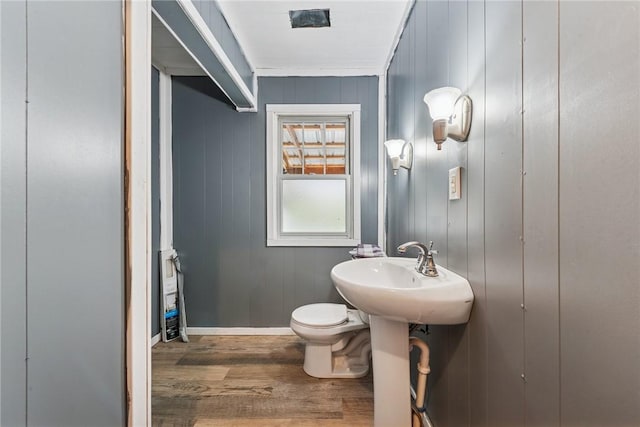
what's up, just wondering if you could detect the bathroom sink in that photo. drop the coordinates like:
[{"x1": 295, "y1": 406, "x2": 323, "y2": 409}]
[
  {"x1": 330, "y1": 257, "x2": 474, "y2": 325},
  {"x1": 331, "y1": 256, "x2": 474, "y2": 426}
]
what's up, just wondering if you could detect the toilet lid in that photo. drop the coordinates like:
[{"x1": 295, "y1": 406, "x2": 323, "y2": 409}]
[{"x1": 292, "y1": 303, "x2": 348, "y2": 327}]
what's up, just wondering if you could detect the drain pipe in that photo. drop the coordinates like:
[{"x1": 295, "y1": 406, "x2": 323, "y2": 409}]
[{"x1": 409, "y1": 336, "x2": 431, "y2": 427}]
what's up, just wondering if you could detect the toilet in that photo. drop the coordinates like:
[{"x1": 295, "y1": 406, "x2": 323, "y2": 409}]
[{"x1": 290, "y1": 303, "x2": 371, "y2": 379}]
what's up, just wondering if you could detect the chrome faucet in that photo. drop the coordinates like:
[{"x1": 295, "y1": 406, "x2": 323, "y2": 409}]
[{"x1": 397, "y1": 241, "x2": 439, "y2": 277}]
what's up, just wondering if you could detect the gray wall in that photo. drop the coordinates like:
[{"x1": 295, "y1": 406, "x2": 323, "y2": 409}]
[
  {"x1": 386, "y1": 1, "x2": 639, "y2": 426},
  {"x1": 1, "y1": 1, "x2": 125, "y2": 425},
  {"x1": 172, "y1": 76, "x2": 379, "y2": 327},
  {"x1": 1, "y1": 2, "x2": 28, "y2": 425}
]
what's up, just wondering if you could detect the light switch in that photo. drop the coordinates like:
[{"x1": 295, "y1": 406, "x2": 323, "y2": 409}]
[{"x1": 449, "y1": 167, "x2": 461, "y2": 200}]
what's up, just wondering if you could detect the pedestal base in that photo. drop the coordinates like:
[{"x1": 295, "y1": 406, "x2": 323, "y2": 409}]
[{"x1": 369, "y1": 315, "x2": 411, "y2": 427}]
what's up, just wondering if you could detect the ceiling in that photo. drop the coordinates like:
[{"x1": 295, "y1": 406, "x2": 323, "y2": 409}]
[{"x1": 216, "y1": 0, "x2": 413, "y2": 76}]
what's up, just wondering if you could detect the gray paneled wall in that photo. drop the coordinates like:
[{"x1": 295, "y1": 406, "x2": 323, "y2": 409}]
[
  {"x1": 172, "y1": 76, "x2": 379, "y2": 327},
  {"x1": 386, "y1": 1, "x2": 639, "y2": 426},
  {"x1": 522, "y1": 2, "x2": 560, "y2": 425},
  {"x1": 1, "y1": 2, "x2": 28, "y2": 425},
  {"x1": 1, "y1": 1, "x2": 125, "y2": 425},
  {"x1": 559, "y1": 2, "x2": 640, "y2": 425},
  {"x1": 465, "y1": 0, "x2": 488, "y2": 423},
  {"x1": 484, "y1": 1, "x2": 525, "y2": 425}
]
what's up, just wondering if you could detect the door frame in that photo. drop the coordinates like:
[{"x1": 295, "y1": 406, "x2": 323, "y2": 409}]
[{"x1": 125, "y1": 0, "x2": 152, "y2": 425}]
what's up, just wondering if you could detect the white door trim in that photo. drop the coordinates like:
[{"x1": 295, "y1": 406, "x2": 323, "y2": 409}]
[
  {"x1": 158, "y1": 69, "x2": 173, "y2": 251},
  {"x1": 125, "y1": 0, "x2": 151, "y2": 426}
]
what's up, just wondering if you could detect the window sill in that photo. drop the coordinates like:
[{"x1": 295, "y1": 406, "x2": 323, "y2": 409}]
[{"x1": 267, "y1": 238, "x2": 360, "y2": 247}]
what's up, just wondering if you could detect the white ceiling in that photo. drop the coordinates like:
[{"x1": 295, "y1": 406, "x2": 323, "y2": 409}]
[{"x1": 216, "y1": 0, "x2": 413, "y2": 76}]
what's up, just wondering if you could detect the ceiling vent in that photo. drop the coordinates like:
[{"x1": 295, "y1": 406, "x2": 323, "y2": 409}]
[{"x1": 289, "y1": 9, "x2": 331, "y2": 28}]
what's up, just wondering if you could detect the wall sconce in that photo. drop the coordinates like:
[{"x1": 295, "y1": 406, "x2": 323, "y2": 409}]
[
  {"x1": 423, "y1": 87, "x2": 472, "y2": 150},
  {"x1": 384, "y1": 139, "x2": 413, "y2": 175}
]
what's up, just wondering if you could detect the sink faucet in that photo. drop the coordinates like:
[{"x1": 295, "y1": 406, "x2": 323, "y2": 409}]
[{"x1": 397, "y1": 241, "x2": 439, "y2": 277}]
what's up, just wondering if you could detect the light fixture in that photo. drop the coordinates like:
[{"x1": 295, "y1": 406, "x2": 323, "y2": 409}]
[
  {"x1": 384, "y1": 139, "x2": 413, "y2": 175},
  {"x1": 423, "y1": 87, "x2": 472, "y2": 150}
]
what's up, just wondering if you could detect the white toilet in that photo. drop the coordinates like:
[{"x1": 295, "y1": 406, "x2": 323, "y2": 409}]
[{"x1": 290, "y1": 303, "x2": 371, "y2": 379}]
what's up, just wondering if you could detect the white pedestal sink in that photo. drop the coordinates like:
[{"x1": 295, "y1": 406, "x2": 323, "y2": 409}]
[{"x1": 331, "y1": 257, "x2": 474, "y2": 427}]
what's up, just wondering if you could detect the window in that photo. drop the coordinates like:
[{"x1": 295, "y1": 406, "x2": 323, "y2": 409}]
[{"x1": 266, "y1": 104, "x2": 361, "y2": 246}]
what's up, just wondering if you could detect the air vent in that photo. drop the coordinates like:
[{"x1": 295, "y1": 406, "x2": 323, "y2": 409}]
[{"x1": 289, "y1": 9, "x2": 330, "y2": 28}]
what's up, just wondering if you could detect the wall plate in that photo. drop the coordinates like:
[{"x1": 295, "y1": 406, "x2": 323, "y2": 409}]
[{"x1": 449, "y1": 167, "x2": 461, "y2": 200}]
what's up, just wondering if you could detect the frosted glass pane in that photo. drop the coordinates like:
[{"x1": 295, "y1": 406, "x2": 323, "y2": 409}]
[{"x1": 281, "y1": 180, "x2": 346, "y2": 233}]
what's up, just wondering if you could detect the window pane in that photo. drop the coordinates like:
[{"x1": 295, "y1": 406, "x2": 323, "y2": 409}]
[
  {"x1": 326, "y1": 122, "x2": 346, "y2": 174},
  {"x1": 281, "y1": 179, "x2": 346, "y2": 234},
  {"x1": 302, "y1": 123, "x2": 323, "y2": 175},
  {"x1": 281, "y1": 123, "x2": 302, "y2": 174},
  {"x1": 281, "y1": 120, "x2": 348, "y2": 176}
]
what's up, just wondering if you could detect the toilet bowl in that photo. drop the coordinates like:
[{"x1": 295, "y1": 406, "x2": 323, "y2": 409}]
[{"x1": 290, "y1": 303, "x2": 371, "y2": 379}]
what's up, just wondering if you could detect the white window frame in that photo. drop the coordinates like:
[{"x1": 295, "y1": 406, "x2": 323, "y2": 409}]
[{"x1": 266, "y1": 104, "x2": 361, "y2": 247}]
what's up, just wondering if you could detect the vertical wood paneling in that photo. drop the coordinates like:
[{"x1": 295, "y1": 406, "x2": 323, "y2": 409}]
[
  {"x1": 412, "y1": 1, "x2": 429, "y2": 245},
  {"x1": 388, "y1": 2, "x2": 640, "y2": 426},
  {"x1": 406, "y1": 8, "x2": 417, "y2": 238},
  {"x1": 522, "y1": 2, "x2": 560, "y2": 426},
  {"x1": 447, "y1": 0, "x2": 469, "y2": 277},
  {"x1": 204, "y1": 95, "x2": 223, "y2": 326},
  {"x1": 172, "y1": 76, "x2": 378, "y2": 327},
  {"x1": 385, "y1": 41, "x2": 402, "y2": 253},
  {"x1": 466, "y1": 1, "x2": 488, "y2": 425},
  {"x1": 484, "y1": 2, "x2": 525, "y2": 425},
  {"x1": 26, "y1": 2, "x2": 124, "y2": 424},
  {"x1": 388, "y1": 1, "x2": 522, "y2": 425},
  {"x1": 446, "y1": 2, "x2": 470, "y2": 425},
  {"x1": 362, "y1": 76, "x2": 376, "y2": 243},
  {"x1": 423, "y1": 2, "x2": 452, "y2": 424},
  {"x1": 425, "y1": 0, "x2": 450, "y2": 264},
  {"x1": 173, "y1": 79, "x2": 216, "y2": 326},
  {"x1": 559, "y1": 2, "x2": 640, "y2": 425},
  {"x1": 232, "y1": 100, "x2": 253, "y2": 324},
  {"x1": 394, "y1": 13, "x2": 412, "y2": 250},
  {"x1": 254, "y1": 78, "x2": 286, "y2": 324},
  {"x1": 1, "y1": 2, "x2": 28, "y2": 425},
  {"x1": 219, "y1": 85, "x2": 247, "y2": 326}
]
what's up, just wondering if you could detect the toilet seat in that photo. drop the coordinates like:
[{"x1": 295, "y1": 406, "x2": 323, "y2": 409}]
[
  {"x1": 292, "y1": 303, "x2": 348, "y2": 327},
  {"x1": 290, "y1": 304, "x2": 368, "y2": 339}
]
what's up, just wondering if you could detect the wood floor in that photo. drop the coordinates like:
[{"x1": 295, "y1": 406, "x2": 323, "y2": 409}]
[{"x1": 152, "y1": 335, "x2": 374, "y2": 426}]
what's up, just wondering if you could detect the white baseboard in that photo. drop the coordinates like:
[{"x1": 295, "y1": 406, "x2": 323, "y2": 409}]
[
  {"x1": 151, "y1": 333, "x2": 161, "y2": 347},
  {"x1": 187, "y1": 327, "x2": 294, "y2": 336}
]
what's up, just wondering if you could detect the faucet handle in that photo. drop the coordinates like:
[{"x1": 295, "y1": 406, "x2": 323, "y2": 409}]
[
  {"x1": 424, "y1": 241, "x2": 439, "y2": 277},
  {"x1": 427, "y1": 241, "x2": 437, "y2": 255}
]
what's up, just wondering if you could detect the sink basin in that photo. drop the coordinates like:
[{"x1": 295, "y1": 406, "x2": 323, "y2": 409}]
[{"x1": 331, "y1": 257, "x2": 474, "y2": 325}]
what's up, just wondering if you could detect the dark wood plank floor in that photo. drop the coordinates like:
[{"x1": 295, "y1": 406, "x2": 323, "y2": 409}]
[{"x1": 152, "y1": 335, "x2": 374, "y2": 426}]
